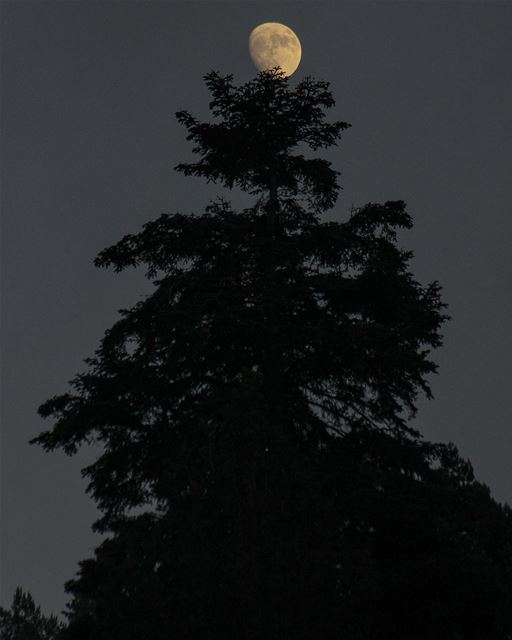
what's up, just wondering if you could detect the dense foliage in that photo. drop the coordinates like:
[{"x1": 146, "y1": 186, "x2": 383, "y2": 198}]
[
  {"x1": 0, "y1": 588, "x2": 63, "y2": 640},
  {"x1": 32, "y1": 69, "x2": 512, "y2": 639}
]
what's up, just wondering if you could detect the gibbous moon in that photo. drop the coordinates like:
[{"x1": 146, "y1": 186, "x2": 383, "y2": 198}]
[{"x1": 249, "y1": 22, "x2": 302, "y2": 77}]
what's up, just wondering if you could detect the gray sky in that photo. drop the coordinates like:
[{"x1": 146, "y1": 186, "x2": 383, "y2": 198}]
[{"x1": 2, "y1": 0, "x2": 511, "y2": 618}]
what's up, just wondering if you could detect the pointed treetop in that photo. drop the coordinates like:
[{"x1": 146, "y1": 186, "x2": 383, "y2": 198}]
[{"x1": 175, "y1": 69, "x2": 350, "y2": 212}]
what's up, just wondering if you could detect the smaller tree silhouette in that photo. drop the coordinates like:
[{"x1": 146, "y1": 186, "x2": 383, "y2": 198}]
[{"x1": 0, "y1": 588, "x2": 64, "y2": 640}]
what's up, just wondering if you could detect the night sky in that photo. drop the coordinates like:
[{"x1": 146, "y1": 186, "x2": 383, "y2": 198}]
[{"x1": 2, "y1": 0, "x2": 511, "y2": 617}]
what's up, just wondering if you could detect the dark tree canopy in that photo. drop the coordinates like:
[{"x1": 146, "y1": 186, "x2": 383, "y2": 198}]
[
  {"x1": 175, "y1": 69, "x2": 348, "y2": 211},
  {"x1": 31, "y1": 70, "x2": 512, "y2": 639},
  {"x1": 0, "y1": 588, "x2": 64, "y2": 640}
]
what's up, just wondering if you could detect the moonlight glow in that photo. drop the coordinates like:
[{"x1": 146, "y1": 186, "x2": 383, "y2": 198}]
[{"x1": 249, "y1": 22, "x2": 302, "y2": 77}]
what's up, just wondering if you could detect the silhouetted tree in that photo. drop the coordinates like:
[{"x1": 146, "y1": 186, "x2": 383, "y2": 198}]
[
  {"x1": 325, "y1": 433, "x2": 512, "y2": 639},
  {"x1": 0, "y1": 588, "x2": 64, "y2": 640},
  {"x1": 31, "y1": 70, "x2": 512, "y2": 639}
]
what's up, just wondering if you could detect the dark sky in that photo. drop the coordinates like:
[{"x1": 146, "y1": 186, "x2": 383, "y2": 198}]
[{"x1": 1, "y1": 0, "x2": 511, "y2": 618}]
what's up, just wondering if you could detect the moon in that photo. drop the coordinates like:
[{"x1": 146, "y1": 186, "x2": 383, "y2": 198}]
[{"x1": 249, "y1": 22, "x2": 302, "y2": 77}]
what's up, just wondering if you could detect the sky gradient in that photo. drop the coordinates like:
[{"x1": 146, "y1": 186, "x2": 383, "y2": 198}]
[{"x1": 2, "y1": 0, "x2": 511, "y2": 617}]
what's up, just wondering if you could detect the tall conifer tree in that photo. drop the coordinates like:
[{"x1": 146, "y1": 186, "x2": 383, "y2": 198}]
[{"x1": 32, "y1": 70, "x2": 512, "y2": 639}]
